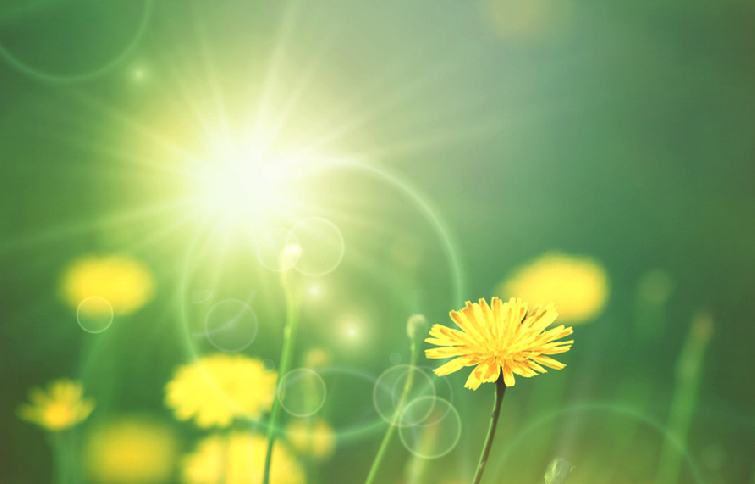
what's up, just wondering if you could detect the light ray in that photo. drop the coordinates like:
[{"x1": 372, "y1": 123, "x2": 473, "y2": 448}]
[
  {"x1": 64, "y1": 89, "x2": 204, "y2": 168},
  {"x1": 257, "y1": 17, "x2": 340, "y2": 157},
  {"x1": 189, "y1": 0, "x2": 235, "y2": 152},
  {"x1": 285, "y1": 54, "x2": 462, "y2": 158},
  {"x1": 0, "y1": 197, "x2": 197, "y2": 253},
  {"x1": 247, "y1": 0, "x2": 302, "y2": 151},
  {"x1": 21, "y1": 122, "x2": 193, "y2": 178}
]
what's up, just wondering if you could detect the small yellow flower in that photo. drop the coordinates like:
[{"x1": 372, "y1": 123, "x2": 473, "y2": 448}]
[
  {"x1": 18, "y1": 379, "x2": 94, "y2": 431},
  {"x1": 166, "y1": 354, "x2": 277, "y2": 428},
  {"x1": 286, "y1": 419, "x2": 336, "y2": 460},
  {"x1": 84, "y1": 416, "x2": 177, "y2": 483},
  {"x1": 303, "y1": 347, "x2": 330, "y2": 369},
  {"x1": 61, "y1": 255, "x2": 155, "y2": 314},
  {"x1": 182, "y1": 431, "x2": 305, "y2": 484},
  {"x1": 497, "y1": 252, "x2": 609, "y2": 324},
  {"x1": 425, "y1": 297, "x2": 573, "y2": 390}
]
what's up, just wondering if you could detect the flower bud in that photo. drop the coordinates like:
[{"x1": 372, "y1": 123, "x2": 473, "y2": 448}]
[
  {"x1": 544, "y1": 457, "x2": 572, "y2": 484},
  {"x1": 406, "y1": 314, "x2": 427, "y2": 340}
]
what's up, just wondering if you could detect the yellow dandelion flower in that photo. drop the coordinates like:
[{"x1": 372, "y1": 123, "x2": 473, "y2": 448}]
[
  {"x1": 182, "y1": 431, "x2": 305, "y2": 484},
  {"x1": 286, "y1": 419, "x2": 336, "y2": 460},
  {"x1": 497, "y1": 252, "x2": 609, "y2": 324},
  {"x1": 18, "y1": 379, "x2": 94, "y2": 431},
  {"x1": 425, "y1": 297, "x2": 573, "y2": 390},
  {"x1": 61, "y1": 255, "x2": 155, "y2": 315},
  {"x1": 166, "y1": 354, "x2": 277, "y2": 428},
  {"x1": 84, "y1": 416, "x2": 177, "y2": 483}
]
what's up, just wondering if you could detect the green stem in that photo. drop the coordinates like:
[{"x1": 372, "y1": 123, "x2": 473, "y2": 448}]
[
  {"x1": 364, "y1": 326, "x2": 421, "y2": 484},
  {"x1": 262, "y1": 274, "x2": 300, "y2": 484},
  {"x1": 656, "y1": 310, "x2": 712, "y2": 484},
  {"x1": 472, "y1": 375, "x2": 507, "y2": 484},
  {"x1": 49, "y1": 431, "x2": 69, "y2": 484}
]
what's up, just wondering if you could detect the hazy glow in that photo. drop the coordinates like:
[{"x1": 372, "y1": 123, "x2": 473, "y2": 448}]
[
  {"x1": 131, "y1": 67, "x2": 147, "y2": 83},
  {"x1": 308, "y1": 284, "x2": 321, "y2": 298},
  {"x1": 284, "y1": 242, "x2": 303, "y2": 260},
  {"x1": 189, "y1": 154, "x2": 294, "y2": 232},
  {"x1": 339, "y1": 317, "x2": 365, "y2": 346}
]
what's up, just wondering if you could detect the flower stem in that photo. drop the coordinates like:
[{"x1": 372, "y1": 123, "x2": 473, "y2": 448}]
[
  {"x1": 364, "y1": 317, "x2": 424, "y2": 484},
  {"x1": 472, "y1": 375, "x2": 507, "y2": 484},
  {"x1": 49, "y1": 431, "x2": 70, "y2": 484},
  {"x1": 262, "y1": 272, "x2": 300, "y2": 484}
]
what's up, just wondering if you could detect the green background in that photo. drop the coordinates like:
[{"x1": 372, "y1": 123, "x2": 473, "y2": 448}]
[{"x1": 1, "y1": 1, "x2": 754, "y2": 483}]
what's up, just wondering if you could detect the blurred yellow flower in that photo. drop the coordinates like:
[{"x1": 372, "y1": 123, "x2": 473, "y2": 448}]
[
  {"x1": 182, "y1": 431, "x2": 305, "y2": 484},
  {"x1": 497, "y1": 252, "x2": 609, "y2": 324},
  {"x1": 62, "y1": 255, "x2": 155, "y2": 314},
  {"x1": 18, "y1": 379, "x2": 94, "y2": 431},
  {"x1": 286, "y1": 419, "x2": 335, "y2": 460},
  {"x1": 426, "y1": 297, "x2": 573, "y2": 390},
  {"x1": 304, "y1": 347, "x2": 330, "y2": 369},
  {"x1": 166, "y1": 354, "x2": 277, "y2": 428},
  {"x1": 85, "y1": 416, "x2": 177, "y2": 483}
]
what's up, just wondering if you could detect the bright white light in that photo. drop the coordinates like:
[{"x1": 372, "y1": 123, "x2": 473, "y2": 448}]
[
  {"x1": 131, "y1": 66, "x2": 147, "y2": 83},
  {"x1": 341, "y1": 318, "x2": 363, "y2": 343},
  {"x1": 335, "y1": 315, "x2": 373, "y2": 357},
  {"x1": 308, "y1": 284, "x2": 321, "y2": 297},
  {"x1": 284, "y1": 243, "x2": 302, "y2": 260},
  {"x1": 191, "y1": 157, "x2": 291, "y2": 231}
]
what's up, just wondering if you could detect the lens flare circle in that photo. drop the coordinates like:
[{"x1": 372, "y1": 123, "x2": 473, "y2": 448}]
[
  {"x1": 398, "y1": 397, "x2": 462, "y2": 459},
  {"x1": 204, "y1": 299, "x2": 259, "y2": 352},
  {"x1": 373, "y1": 365, "x2": 435, "y2": 427},
  {"x1": 0, "y1": 0, "x2": 153, "y2": 84},
  {"x1": 278, "y1": 369, "x2": 327, "y2": 417},
  {"x1": 286, "y1": 218, "x2": 345, "y2": 276},
  {"x1": 257, "y1": 228, "x2": 301, "y2": 272},
  {"x1": 77, "y1": 296, "x2": 114, "y2": 333}
]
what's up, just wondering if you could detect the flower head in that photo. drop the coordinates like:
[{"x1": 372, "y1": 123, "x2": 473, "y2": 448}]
[
  {"x1": 303, "y1": 347, "x2": 330, "y2": 369},
  {"x1": 497, "y1": 252, "x2": 609, "y2": 324},
  {"x1": 166, "y1": 354, "x2": 277, "y2": 428},
  {"x1": 286, "y1": 419, "x2": 336, "y2": 460},
  {"x1": 62, "y1": 255, "x2": 155, "y2": 315},
  {"x1": 425, "y1": 297, "x2": 573, "y2": 390},
  {"x1": 84, "y1": 416, "x2": 177, "y2": 483},
  {"x1": 182, "y1": 431, "x2": 305, "y2": 484},
  {"x1": 18, "y1": 379, "x2": 95, "y2": 431}
]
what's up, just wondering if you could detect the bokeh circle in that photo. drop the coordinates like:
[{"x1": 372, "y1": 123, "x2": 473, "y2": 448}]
[
  {"x1": 278, "y1": 369, "x2": 327, "y2": 417},
  {"x1": 76, "y1": 296, "x2": 114, "y2": 333},
  {"x1": 257, "y1": 228, "x2": 300, "y2": 272},
  {"x1": 286, "y1": 218, "x2": 345, "y2": 276},
  {"x1": 203, "y1": 299, "x2": 259, "y2": 352},
  {"x1": 374, "y1": 365, "x2": 435, "y2": 427},
  {"x1": 398, "y1": 397, "x2": 462, "y2": 459}
]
